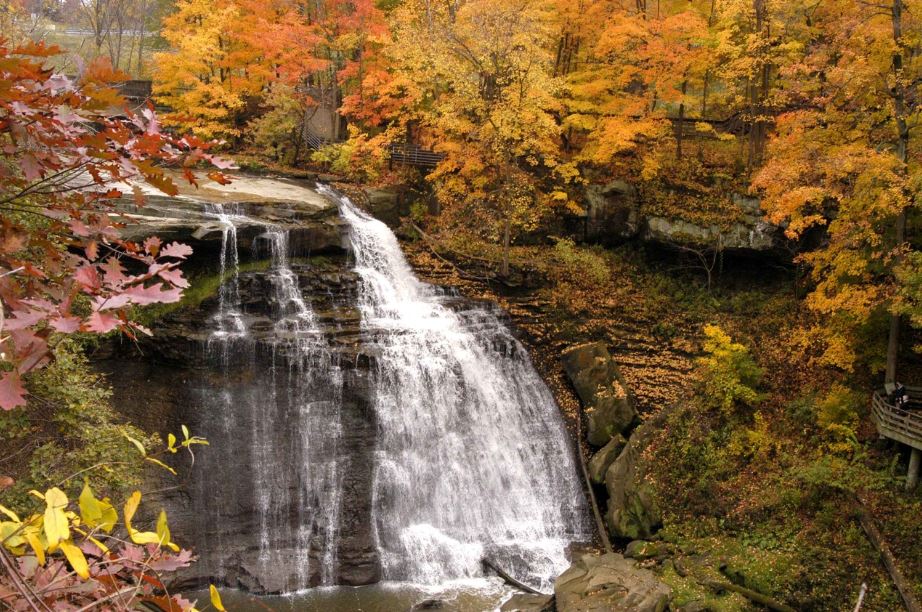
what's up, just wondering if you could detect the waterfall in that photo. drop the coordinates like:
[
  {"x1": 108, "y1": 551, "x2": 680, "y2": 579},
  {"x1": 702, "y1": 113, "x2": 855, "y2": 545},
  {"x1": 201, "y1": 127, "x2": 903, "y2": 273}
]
[
  {"x1": 320, "y1": 185, "x2": 589, "y2": 592},
  {"x1": 209, "y1": 205, "x2": 246, "y2": 340},
  {"x1": 197, "y1": 207, "x2": 344, "y2": 590}
]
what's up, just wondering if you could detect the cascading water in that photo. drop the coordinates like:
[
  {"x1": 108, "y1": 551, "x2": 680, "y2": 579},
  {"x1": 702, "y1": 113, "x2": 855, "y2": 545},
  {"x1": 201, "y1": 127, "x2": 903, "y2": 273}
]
[
  {"x1": 195, "y1": 206, "x2": 345, "y2": 590},
  {"x1": 319, "y1": 185, "x2": 589, "y2": 592}
]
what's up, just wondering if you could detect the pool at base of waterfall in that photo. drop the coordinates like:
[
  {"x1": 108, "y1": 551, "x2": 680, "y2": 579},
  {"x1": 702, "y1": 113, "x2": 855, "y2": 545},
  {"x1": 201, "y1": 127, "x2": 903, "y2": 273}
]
[{"x1": 187, "y1": 579, "x2": 517, "y2": 611}]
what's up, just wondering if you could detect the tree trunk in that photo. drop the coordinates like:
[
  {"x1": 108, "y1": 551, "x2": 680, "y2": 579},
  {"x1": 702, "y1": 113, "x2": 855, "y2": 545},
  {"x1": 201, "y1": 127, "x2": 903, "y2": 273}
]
[
  {"x1": 676, "y1": 79, "x2": 687, "y2": 159},
  {"x1": 856, "y1": 495, "x2": 922, "y2": 612},
  {"x1": 500, "y1": 216, "x2": 511, "y2": 277},
  {"x1": 886, "y1": 0, "x2": 910, "y2": 384},
  {"x1": 136, "y1": 2, "x2": 147, "y2": 76}
]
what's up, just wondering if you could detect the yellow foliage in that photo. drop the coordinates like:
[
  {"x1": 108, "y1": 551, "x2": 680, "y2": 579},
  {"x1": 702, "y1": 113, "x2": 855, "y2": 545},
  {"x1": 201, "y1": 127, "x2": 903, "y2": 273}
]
[{"x1": 43, "y1": 487, "x2": 69, "y2": 550}]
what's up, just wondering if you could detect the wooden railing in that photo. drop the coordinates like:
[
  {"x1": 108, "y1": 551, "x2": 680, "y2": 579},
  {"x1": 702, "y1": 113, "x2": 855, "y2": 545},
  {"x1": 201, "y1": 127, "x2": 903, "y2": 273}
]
[
  {"x1": 388, "y1": 143, "x2": 444, "y2": 168},
  {"x1": 871, "y1": 389, "x2": 922, "y2": 451}
]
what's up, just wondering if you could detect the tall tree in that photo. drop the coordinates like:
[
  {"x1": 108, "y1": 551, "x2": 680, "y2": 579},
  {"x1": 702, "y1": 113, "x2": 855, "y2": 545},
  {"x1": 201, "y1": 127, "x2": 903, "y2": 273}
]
[
  {"x1": 153, "y1": 0, "x2": 258, "y2": 138},
  {"x1": 559, "y1": 0, "x2": 711, "y2": 177},
  {"x1": 385, "y1": 0, "x2": 575, "y2": 276},
  {"x1": 752, "y1": 0, "x2": 920, "y2": 374}
]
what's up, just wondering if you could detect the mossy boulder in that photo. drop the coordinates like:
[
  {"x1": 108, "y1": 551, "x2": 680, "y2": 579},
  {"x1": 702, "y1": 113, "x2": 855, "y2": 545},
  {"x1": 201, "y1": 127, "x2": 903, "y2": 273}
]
[
  {"x1": 604, "y1": 415, "x2": 665, "y2": 540},
  {"x1": 555, "y1": 552, "x2": 671, "y2": 612},
  {"x1": 561, "y1": 342, "x2": 636, "y2": 446},
  {"x1": 624, "y1": 540, "x2": 671, "y2": 561},
  {"x1": 588, "y1": 435, "x2": 627, "y2": 484},
  {"x1": 363, "y1": 186, "x2": 409, "y2": 228}
]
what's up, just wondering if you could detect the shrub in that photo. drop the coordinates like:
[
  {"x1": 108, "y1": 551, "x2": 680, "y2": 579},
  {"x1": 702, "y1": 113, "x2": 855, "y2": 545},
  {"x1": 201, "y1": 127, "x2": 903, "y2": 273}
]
[
  {"x1": 695, "y1": 324, "x2": 764, "y2": 414},
  {"x1": 2, "y1": 339, "x2": 157, "y2": 509},
  {"x1": 814, "y1": 384, "x2": 863, "y2": 454},
  {"x1": 552, "y1": 237, "x2": 610, "y2": 287}
]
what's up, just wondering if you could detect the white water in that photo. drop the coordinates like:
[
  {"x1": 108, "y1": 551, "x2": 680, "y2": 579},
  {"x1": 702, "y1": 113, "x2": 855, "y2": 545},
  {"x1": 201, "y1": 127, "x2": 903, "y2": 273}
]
[
  {"x1": 202, "y1": 207, "x2": 344, "y2": 590},
  {"x1": 322, "y1": 185, "x2": 589, "y2": 592}
]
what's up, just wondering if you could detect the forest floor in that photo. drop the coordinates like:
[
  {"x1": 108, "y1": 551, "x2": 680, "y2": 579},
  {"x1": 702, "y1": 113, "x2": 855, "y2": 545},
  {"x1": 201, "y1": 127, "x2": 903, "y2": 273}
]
[{"x1": 396, "y1": 227, "x2": 922, "y2": 612}]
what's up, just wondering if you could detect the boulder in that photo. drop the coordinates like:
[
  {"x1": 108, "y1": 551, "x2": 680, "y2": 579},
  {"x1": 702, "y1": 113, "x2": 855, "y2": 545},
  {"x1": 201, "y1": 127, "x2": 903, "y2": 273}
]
[
  {"x1": 604, "y1": 416, "x2": 664, "y2": 540},
  {"x1": 363, "y1": 186, "x2": 409, "y2": 228},
  {"x1": 579, "y1": 176, "x2": 781, "y2": 253},
  {"x1": 500, "y1": 594, "x2": 555, "y2": 611},
  {"x1": 624, "y1": 540, "x2": 671, "y2": 561},
  {"x1": 554, "y1": 553, "x2": 671, "y2": 612},
  {"x1": 588, "y1": 435, "x2": 627, "y2": 484},
  {"x1": 561, "y1": 342, "x2": 636, "y2": 446}
]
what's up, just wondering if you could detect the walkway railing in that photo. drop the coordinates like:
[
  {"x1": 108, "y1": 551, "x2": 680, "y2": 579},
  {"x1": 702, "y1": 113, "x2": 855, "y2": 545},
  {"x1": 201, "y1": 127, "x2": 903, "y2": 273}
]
[
  {"x1": 388, "y1": 143, "x2": 444, "y2": 169},
  {"x1": 871, "y1": 388, "x2": 922, "y2": 451}
]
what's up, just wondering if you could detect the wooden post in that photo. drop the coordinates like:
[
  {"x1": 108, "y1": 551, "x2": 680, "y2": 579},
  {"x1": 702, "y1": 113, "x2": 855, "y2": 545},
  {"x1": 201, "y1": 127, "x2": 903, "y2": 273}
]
[{"x1": 907, "y1": 448, "x2": 921, "y2": 491}]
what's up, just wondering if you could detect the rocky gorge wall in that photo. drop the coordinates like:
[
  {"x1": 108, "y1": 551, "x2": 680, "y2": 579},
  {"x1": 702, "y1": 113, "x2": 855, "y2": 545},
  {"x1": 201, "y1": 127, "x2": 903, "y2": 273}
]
[{"x1": 96, "y1": 182, "x2": 381, "y2": 592}]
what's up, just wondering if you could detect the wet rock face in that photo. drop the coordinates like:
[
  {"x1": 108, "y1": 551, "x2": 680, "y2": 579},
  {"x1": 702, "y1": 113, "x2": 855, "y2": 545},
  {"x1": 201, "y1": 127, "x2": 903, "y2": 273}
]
[
  {"x1": 583, "y1": 181, "x2": 642, "y2": 244},
  {"x1": 99, "y1": 254, "x2": 383, "y2": 593},
  {"x1": 554, "y1": 553, "x2": 671, "y2": 612},
  {"x1": 116, "y1": 196, "x2": 347, "y2": 258}
]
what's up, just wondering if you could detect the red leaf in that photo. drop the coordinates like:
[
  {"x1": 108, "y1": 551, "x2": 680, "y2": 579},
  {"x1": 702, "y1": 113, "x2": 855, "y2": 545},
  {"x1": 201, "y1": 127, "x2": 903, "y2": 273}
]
[
  {"x1": 160, "y1": 242, "x2": 193, "y2": 260},
  {"x1": 5, "y1": 307, "x2": 45, "y2": 330},
  {"x1": 0, "y1": 371, "x2": 27, "y2": 410},
  {"x1": 124, "y1": 283, "x2": 182, "y2": 305},
  {"x1": 74, "y1": 265, "x2": 101, "y2": 290},
  {"x1": 49, "y1": 316, "x2": 81, "y2": 333},
  {"x1": 144, "y1": 236, "x2": 162, "y2": 256},
  {"x1": 98, "y1": 260, "x2": 125, "y2": 288},
  {"x1": 20, "y1": 153, "x2": 42, "y2": 181},
  {"x1": 70, "y1": 219, "x2": 91, "y2": 237},
  {"x1": 9, "y1": 329, "x2": 49, "y2": 373},
  {"x1": 148, "y1": 549, "x2": 194, "y2": 572},
  {"x1": 207, "y1": 171, "x2": 232, "y2": 185},
  {"x1": 157, "y1": 266, "x2": 190, "y2": 289},
  {"x1": 84, "y1": 311, "x2": 120, "y2": 333}
]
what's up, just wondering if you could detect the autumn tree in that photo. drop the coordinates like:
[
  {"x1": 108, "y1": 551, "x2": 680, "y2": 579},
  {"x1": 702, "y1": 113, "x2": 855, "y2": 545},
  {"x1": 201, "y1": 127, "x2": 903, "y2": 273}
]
[
  {"x1": 153, "y1": 0, "x2": 260, "y2": 139},
  {"x1": 712, "y1": 0, "x2": 803, "y2": 168},
  {"x1": 752, "y1": 0, "x2": 920, "y2": 376},
  {"x1": 380, "y1": 0, "x2": 576, "y2": 276},
  {"x1": 558, "y1": 0, "x2": 711, "y2": 177}
]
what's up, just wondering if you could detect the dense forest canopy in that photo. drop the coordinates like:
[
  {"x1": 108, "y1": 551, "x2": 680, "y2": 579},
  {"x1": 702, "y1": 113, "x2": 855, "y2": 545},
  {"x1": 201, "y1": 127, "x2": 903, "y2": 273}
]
[
  {"x1": 1, "y1": 0, "x2": 922, "y2": 610},
  {"x1": 135, "y1": 0, "x2": 922, "y2": 376}
]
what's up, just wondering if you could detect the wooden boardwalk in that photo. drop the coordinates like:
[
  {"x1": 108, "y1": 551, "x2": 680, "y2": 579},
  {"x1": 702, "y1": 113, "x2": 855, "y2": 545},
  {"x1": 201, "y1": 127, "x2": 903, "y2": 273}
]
[{"x1": 872, "y1": 388, "x2": 922, "y2": 489}]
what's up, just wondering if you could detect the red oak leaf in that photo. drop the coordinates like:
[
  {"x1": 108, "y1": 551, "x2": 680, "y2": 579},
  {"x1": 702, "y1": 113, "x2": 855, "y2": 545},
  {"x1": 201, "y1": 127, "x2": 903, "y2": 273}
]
[{"x1": 0, "y1": 371, "x2": 27, "y2": 410}]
